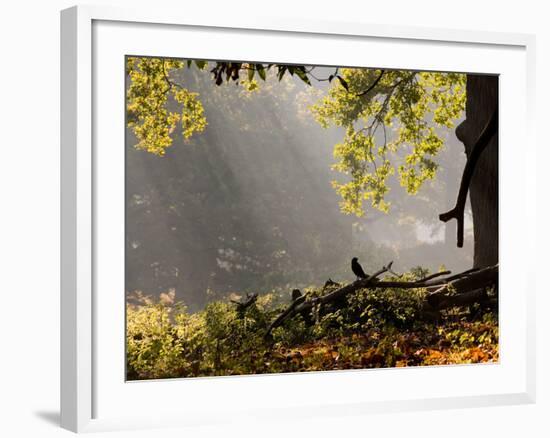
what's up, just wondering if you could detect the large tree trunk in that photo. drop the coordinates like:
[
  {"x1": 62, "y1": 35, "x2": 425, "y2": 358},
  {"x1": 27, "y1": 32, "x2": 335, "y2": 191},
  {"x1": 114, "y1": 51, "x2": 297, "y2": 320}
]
[{"x1": 455, "y1": 75, "x2": 499, "y2": 268}]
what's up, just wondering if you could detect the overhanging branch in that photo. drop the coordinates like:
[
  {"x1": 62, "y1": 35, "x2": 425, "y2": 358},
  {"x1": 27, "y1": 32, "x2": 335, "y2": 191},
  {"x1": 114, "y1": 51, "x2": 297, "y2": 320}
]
[
  {"x1": 439, "y1": 108, "x2": 498, "y2": 247},
  {"x1": 357, "y1": 70, "x2": 385, "y2": 97}
]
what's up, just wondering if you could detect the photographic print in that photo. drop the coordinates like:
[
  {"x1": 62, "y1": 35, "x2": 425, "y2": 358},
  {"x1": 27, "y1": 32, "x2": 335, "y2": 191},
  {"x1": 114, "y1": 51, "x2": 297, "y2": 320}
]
[{"x1": 125, "y1": 58, "x2": 498, "y2": 380}]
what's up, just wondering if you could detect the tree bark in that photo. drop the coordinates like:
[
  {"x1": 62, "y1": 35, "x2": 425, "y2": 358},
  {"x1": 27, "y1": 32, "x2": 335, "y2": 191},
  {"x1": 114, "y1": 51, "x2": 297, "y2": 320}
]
[{"x1": 455, "y1": 75, "x2": 499, "y2": 268}]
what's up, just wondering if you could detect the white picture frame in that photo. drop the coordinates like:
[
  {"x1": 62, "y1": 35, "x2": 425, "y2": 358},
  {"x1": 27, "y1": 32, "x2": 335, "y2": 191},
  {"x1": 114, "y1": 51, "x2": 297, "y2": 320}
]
[{"x1": 60, "y1": 4, "x2": 536, "y2": 433}]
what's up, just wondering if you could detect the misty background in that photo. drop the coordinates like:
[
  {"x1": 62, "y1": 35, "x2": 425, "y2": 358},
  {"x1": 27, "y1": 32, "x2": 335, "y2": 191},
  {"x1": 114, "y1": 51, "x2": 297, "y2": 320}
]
[{"x1": 126, "y1": 64, "x2": 473, "y2": 311}]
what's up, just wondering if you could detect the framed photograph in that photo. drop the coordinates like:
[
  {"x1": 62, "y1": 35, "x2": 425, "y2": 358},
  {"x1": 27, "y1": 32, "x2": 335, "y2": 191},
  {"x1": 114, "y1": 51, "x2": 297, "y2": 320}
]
[{"x1": 61, "y1": 5, "x2": 536, "y2": 432}]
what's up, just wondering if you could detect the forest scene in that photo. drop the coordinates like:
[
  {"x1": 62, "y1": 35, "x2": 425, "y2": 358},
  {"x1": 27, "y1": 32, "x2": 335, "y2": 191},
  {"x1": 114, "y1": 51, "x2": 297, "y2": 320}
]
[{"x1": 125, "y1": 57, "x2": 499, "y2": 380}]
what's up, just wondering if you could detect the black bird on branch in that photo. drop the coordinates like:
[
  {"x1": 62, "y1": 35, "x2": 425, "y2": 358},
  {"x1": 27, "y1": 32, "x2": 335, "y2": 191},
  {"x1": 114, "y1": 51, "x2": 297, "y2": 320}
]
[{"x1": 351, "y1": 257, "x2": 368, "y2": 280}]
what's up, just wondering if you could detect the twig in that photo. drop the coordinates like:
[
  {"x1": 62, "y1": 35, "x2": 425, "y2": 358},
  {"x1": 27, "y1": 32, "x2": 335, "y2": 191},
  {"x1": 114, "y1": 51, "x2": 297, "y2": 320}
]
[
  {"x1": 414, "y1": 270, "x2": 452, "y2": 283},
  {"x1": 443, "y1": 267, "x2": 480, "y2": 282},
  {"x1": 357, "y1": 70, "x2": 385, "y2": 97}
]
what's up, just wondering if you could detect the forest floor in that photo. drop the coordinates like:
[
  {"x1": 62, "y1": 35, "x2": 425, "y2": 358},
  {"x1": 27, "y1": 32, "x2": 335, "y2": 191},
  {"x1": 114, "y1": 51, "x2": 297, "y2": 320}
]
[
  {"x1": 126, "y1": 278, "x2": 499, "y2": 380},
  {"x1": 255, "y1": 318, "x2": 499, "y2": 375}
]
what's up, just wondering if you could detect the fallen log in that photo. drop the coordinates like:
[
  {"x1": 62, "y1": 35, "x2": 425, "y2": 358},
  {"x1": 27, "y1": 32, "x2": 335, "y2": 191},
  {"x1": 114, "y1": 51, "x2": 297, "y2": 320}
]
[
  {"x1": 426, "y1": 265, "x2": 498, "y2": 309},
  {"x1": 266, "y1": 262, "x2": 394, "y2": 335},
  {"x1": 265, "y1": 263, "x2": 498, "y2": 336},
  {"x1": 436, "y1": 288, "x2": 488, "y2": 310},
  {"x1": 265, "y1": 294, "x2": 306, "y2": 336}
]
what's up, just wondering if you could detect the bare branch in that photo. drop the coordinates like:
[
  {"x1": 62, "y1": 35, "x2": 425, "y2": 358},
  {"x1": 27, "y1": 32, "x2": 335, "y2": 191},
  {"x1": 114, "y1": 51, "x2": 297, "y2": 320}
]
[
  {"x1": 413, "y1": 270, "x2": 452, "y2": 283},
  {"x1": 439, "y1": 108, "x2": 498, "y2": 247},
  {"x1": 426, "y1": 264, "x2": 497, "y2": 308},
  {"x1": 357, "y1": 69, "x2": 385, "y2": 97},
  {"x1": 265, "y1": 263, "x2": 497, "y2": 336},
  {"x1": 265, "y1": 295, "x2": 305, "y2": 337},
  {"x1": 231, "y1": 293, "x2": 258, "y2": 314}
]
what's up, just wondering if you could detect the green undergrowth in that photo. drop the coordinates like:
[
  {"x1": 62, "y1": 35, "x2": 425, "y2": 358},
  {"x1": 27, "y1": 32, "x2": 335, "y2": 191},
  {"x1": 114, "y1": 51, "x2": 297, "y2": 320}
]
[{"x1": 126, "y1": 270, "x2": 498, "y2": 380}]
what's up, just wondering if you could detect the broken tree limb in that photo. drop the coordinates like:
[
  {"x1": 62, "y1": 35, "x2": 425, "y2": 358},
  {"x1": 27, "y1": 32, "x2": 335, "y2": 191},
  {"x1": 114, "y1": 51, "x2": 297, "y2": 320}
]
[
  {"x1": 426, "y1": 264, "x2": 498, "y2": 309},
  {"x1": 439, "y1": 108, "x2": 498, "y2": 247},
  {"x1": 387, "y1": 266, "x2": 403, "y2": 278},
  {"x1": 231, "y1": 293, "x2": 258, "y2": 314},
  {"x1": 266, "y1": 262, "x2": 394, "y2": 335},
  {"x1": 358, "y1": 267, "x2": 481, "y2": 290},
  {"x1": 265, "y1": 295, "x2": 306, "y2": 337},
  {"x1": 312, "y1": 261, "x2": 393, "y2": 305},
  {"x1": 436, "y1": 288, "x2": 488, "y2": 310},
  {"x1": 413, "y1": 270, "x2": 451, "y2": 283},
  {"x1": 323, "y1": 278, "x2": 341, "y2": 289},
  {"x1": 441, "y1": 267, "x2": 480, "y2": 282},
  {"x1": 265, "y1": 263, "x2": 498, "y2": 336}
]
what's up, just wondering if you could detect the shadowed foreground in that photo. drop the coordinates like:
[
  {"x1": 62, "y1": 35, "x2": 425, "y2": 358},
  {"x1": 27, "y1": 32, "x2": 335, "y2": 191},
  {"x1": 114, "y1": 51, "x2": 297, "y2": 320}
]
[{"x1": 126, "y1": 267, "x2": 498, "y2": 380}]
